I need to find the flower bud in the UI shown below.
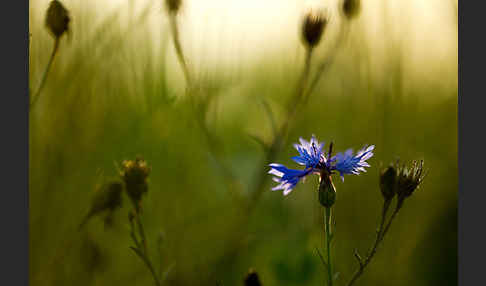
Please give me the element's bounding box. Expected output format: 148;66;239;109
318;174;336;208
165;0;182;14
379;164;397;201
120;157;151;210
301;10;327;48
45;0;70;39
342;0;361;21
244;268;262;286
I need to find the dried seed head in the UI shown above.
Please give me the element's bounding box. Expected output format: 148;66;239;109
396;160;426;206
342;0;361;21
165;0;182;14
244;269;262;286
79;181;123;229
120;157;151;209
379;164;397;201
45;0;70;39
318;174;336;208
89;181;123;214
302;10;328;48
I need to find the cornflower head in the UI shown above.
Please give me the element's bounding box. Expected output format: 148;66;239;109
268;135;374;196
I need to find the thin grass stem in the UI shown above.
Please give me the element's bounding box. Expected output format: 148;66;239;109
246;47;314;212
346;199;399;286
30;37;60;109
169;13;192;88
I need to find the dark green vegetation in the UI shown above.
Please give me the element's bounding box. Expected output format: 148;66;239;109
29;1;457;285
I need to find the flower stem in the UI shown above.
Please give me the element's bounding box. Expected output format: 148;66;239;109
303;19;349;104
30;37;60;109
346;200;400;286
247;47;314;211
129;211;162;286
169;13;192;88
324;206;333;286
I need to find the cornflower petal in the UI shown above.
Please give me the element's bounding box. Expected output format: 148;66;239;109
268;163;312;195
333;145;375;181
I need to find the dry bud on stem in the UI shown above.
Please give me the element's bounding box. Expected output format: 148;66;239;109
379;164;397;201
244;269;262;286
45;0;70;39
120;157;151;211
165;0;182;14
342;0;361;21
302;10;328;48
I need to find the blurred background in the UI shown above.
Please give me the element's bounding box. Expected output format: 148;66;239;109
29;0;457;285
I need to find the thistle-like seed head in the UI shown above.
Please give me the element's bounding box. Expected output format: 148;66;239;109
342;0;361;21
302;10;328;48
165;0;182;14
396;160;426;202
45;0;70;39
379;163;397;201
120;157;151;209
244;268;262;286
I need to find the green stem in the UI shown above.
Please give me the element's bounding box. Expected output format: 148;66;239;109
129;211;162;286
169;13;192;88
303;19;349;104
247;47;313;212
346;200;399;286
30;37;60;109
324;206;333;286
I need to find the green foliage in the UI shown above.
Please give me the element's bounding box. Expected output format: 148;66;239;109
29;1;457;286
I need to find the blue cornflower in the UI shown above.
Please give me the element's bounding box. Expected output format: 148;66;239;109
268;135;375;196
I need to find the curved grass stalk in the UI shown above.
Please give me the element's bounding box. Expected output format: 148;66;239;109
30;38;60;109
246;47;314;212
303;19;350;104
169;13;192;88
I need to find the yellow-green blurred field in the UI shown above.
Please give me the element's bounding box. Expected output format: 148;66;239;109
29;0;457;285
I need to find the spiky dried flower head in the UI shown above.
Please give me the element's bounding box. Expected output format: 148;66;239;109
244;268;262;286
379;163;397;201
396;160;426;207
120;157;151;209
301;9;328;48
165;0;182;14
342;0;361;21
45;0;70;39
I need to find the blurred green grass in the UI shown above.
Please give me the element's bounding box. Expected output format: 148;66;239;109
29;1;457;285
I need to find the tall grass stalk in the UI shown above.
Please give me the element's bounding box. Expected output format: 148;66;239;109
30;38;60;109
303;19;350;104
169;14;192;88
